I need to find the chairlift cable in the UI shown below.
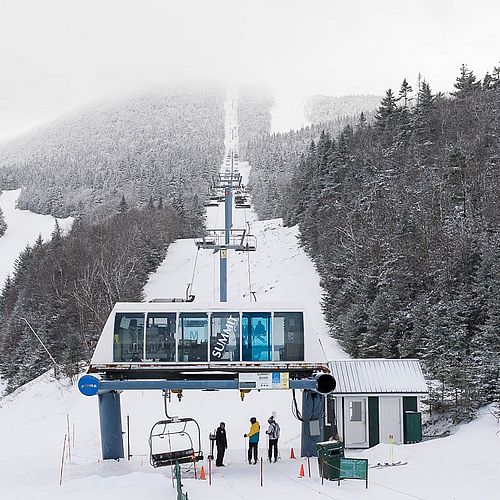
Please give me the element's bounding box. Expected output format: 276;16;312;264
246;241;253;302
163;392;175;484
213;184;221;301
187;247;200;297
243;208;254;302
20;317;61;371
167;423;175;487
291;389;324;423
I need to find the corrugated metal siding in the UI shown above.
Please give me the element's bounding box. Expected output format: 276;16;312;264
329;359;428;394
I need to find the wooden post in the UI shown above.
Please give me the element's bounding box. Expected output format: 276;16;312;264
59;434;67;486
192;454;197;480
208;457;212;486
260;457;263;487
66;414;71;462
127;415;131;460
321;459;324;485
307;452;311;478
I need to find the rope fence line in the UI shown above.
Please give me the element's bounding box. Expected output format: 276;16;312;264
369;480;427;500
320;459;426;500
219;474;251;500
259;454;426;500
268;464;340;500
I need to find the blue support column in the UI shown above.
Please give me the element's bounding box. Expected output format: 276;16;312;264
225;187;232;244
98;391;124;460
219;249;227;302
220;180;232;303
300;390;325;457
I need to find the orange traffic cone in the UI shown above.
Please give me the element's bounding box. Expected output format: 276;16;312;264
200;465;206;480
290;448;296;459
298;463;305;478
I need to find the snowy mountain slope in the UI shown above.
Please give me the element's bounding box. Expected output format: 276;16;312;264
0;189;73;288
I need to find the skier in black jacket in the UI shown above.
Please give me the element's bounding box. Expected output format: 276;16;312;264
215;422;228;466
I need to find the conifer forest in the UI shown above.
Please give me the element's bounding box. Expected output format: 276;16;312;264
1;65;499;422
246;64;500;420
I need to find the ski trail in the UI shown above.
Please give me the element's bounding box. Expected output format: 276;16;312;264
144;90;346;360
0;189;73;288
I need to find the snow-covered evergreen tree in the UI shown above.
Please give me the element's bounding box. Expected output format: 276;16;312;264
0;206;6;237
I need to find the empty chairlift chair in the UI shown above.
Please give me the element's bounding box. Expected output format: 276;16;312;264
235;192;251;209
149;417;203;467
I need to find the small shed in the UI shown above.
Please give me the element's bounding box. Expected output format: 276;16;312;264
326;359;428;448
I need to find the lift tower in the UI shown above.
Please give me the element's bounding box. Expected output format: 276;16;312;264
195;150;255;302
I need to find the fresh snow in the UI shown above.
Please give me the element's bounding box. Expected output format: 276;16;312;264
0;189;73;289
0;371;499;500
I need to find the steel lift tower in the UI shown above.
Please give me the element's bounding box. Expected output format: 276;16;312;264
195;150;255;302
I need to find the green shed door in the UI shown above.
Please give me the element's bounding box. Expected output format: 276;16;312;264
403;396;418;443
368;397;379;447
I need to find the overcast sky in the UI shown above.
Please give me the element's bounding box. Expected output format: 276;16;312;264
1;0;499;138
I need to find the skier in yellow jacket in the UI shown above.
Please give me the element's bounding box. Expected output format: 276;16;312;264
244;417;260;464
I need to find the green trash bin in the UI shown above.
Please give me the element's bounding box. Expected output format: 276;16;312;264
316;441;344;480
404;411;422;443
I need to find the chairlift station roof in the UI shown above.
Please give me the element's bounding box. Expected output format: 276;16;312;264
329;359;428;395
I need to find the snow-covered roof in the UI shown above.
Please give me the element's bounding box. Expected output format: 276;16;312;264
329;359;428;394
113;301;308;312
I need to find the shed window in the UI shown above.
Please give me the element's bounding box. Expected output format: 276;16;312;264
349;401;362;422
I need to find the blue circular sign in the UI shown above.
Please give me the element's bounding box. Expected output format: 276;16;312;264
78;375;100;396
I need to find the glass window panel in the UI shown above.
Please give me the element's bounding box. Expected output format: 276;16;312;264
242;313;272;361
178;313;208;362
350;401;362;422
273;312;304;361
113;313;145;362
146;313;176;362
210;313;240;361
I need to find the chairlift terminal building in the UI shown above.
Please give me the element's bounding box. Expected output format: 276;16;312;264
89;301;330;381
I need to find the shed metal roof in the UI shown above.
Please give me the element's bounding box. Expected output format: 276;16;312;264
329;359;428;394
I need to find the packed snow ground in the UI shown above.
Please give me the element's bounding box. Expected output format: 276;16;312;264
0;371;499;500
0;189;73;288
1;96;500;500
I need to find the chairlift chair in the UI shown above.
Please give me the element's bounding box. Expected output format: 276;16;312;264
235;201;251;209
149;418;204;468
235;193;251;209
